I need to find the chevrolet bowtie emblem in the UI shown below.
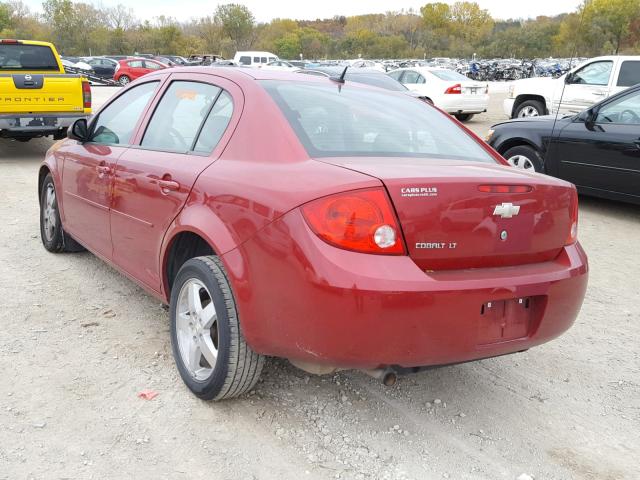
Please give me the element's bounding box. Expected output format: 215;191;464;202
493;202;520;218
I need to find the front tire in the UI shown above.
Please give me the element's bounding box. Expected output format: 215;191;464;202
514;100;545;118
503;145;543;172
118;75;130;86
170;256;264;400
454;113;474;122
40;174;86;253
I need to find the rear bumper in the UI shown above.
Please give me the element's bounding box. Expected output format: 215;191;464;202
439;94;489;114
0;113;87;137
224;209;589;369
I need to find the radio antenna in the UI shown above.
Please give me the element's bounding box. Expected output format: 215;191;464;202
544;2;590;169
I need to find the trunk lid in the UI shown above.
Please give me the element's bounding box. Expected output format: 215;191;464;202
319;158;574;270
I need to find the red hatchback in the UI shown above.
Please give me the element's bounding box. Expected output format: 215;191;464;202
39;68;588;400
113;58;166;85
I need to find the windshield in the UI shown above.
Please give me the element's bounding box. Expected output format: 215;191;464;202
0;44;60;71
347;73;408;92
263;80;495;162
429;69;469;81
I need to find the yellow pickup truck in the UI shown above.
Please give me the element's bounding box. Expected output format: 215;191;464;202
0;39;91;142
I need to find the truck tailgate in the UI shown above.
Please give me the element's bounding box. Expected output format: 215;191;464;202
0;74;86;114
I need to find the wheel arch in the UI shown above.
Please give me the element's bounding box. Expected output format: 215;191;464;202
160;205;239;301
495;137;543;157
512;95;548;117
38;165;51;199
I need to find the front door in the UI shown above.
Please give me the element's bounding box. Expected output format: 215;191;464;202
61;81;161;257
552;88;640;200
554;60;613;115
110;75;237;291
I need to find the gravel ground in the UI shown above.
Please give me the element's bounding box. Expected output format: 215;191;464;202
0;86;638;480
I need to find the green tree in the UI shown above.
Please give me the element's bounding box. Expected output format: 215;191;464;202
214;3;254;51
583;0;640;54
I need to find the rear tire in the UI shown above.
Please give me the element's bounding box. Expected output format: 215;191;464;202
514;100;545;118
454;113;474;122
39;174;86;253
170;256;264;400
503;145;543;172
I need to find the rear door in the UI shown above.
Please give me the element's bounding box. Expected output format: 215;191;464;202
61;80;161;257
110;74;240;291
553;88;640;200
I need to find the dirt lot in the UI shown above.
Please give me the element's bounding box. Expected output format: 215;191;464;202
1;86;638;480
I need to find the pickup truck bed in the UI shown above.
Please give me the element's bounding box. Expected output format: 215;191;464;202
0;39;91;141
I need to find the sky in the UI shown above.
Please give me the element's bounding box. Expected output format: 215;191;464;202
23;0;584;23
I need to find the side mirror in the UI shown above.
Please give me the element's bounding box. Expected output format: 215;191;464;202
564;73;574;84
584;107;598;131
68;118;89;142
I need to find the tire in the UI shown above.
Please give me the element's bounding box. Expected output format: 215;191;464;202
454;113;474;122
503;145;543;172
170;256;264;400
118;75;130;86
514;99;545;118
39;174;86;253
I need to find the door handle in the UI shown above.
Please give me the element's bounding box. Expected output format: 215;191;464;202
158;179;180;193
96;165;111;175
634;138;640;149
593;91;607;96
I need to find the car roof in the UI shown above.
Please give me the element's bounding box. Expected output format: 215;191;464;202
141;66;408;90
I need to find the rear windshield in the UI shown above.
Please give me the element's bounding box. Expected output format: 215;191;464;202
347;73;408;92
0;44;59;71
263;80;495;162
429;69;469;81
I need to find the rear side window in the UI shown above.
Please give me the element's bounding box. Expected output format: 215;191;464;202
253;57;259;63
401;71;425;84
263;81;495;162
0;44;59;71
128;60;143;68
239;56;250;65
617;61;640;87
261;57;267;63
193;91;233;153
91;81;159;145
142;81;221;151
145;61;163;70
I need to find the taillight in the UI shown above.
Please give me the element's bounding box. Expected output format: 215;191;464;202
0;39;20;44
566;189;578;245
82;81;91;109
301;188;405;255
444;84;462;94
484;84;489;94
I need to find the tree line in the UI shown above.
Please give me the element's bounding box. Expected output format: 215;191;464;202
1;0;639;59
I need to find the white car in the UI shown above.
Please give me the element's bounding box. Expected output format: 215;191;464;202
261;60;299;71
389;67;488;122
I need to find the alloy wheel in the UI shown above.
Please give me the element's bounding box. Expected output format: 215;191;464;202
517;106;539;117
176;278;219;381
507;155;535;170
43;184;57;242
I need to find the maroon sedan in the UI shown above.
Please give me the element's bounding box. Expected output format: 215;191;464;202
38;68;588;400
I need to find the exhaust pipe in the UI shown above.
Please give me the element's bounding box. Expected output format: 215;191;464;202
361;367;397;386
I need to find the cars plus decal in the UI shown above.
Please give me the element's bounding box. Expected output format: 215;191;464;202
400;186;438;198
